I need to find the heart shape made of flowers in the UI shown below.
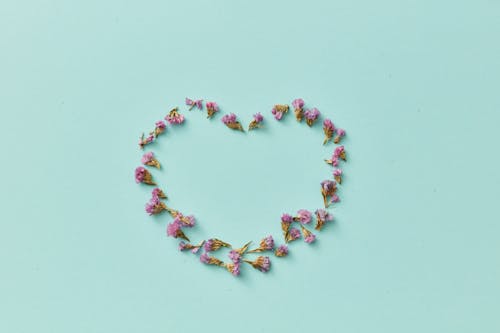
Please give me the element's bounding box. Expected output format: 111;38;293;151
134;98;347;277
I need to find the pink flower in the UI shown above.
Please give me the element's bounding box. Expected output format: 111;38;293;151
151;188;166;199
200;253;210;264
221;113;237;124
228;250;241;263
221;113;244;131
281;213;293;224
323;119;334;132
304;108;320;126
135;166;146;183
333;169;342;177
253;112;264;123
155;120;166;129
334;145;345;158
295;209;312;224
165;108;185;125
292;98;304;110
244;256;271;273
186;97;203;110
173;213;195;228
271;104;289;121
226;262;241;276
141;152;154;164
272;109;283;120
275;245;289;257
206;101;219;118
289;228;301;240
305;234;316;243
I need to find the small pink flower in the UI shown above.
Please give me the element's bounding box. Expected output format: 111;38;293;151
135;166;155;185
295;209;312;224
323;118;335;144
243;256;271;273
304;108;320;126
221;113;244;131
165;108;185;125
248;112;264;130
334;128;346;143
275;245;289;257
186;97;203;110
305;234;316;243
289;228;301;240
271;104;289;121
281;213;293;224
206;101;219;118
292;98;304;110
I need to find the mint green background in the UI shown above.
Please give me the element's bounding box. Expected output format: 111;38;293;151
1;1;499;332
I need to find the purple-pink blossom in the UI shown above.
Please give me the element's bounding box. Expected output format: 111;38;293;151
296;209;312;224
275;244;289;257
292;98;304;110
186;97;203;110
323;119;334;131
135;167;146;183
221;113;237;125
304;108;320;120
305;233;316;243
289;228;301;240
253;112;264;123
281;213;293;224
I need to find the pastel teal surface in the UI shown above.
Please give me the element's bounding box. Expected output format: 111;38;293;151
1;0;499;332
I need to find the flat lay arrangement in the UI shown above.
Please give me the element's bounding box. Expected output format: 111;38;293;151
135;98;347;276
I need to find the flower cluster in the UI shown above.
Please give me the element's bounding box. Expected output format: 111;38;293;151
304;108;320;126
135;97;348;277
135;166;155;185
292;98;305;122
206;101;219;118
271;104;289;120
145;188;167;215
281;210;317;243
165;107;185;125
186;98;203;111
221;113;244;131
138;121;167;149
248;112;264;130
141;151;160;169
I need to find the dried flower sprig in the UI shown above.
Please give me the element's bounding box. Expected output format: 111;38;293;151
248;235;274;253
301;225;316;243
292;98;305;122
248;112;264;130
135;166;156;185
186;97;203;111
139;133;154;149
321;180;338;208
141;151;160;169
225;262;241;276
271;104;289;120
304;108;320;126
325;145;347;167
293;209;312;224
200;253;225;267
315;209;333;231
334;128;346;144
204;238;231;252
221;113;244;131
152;188;167;199
145;196;167;215
179;240;205;253
333;169;343;184
165;107;185;125
206;101;219;118
281;213;293;242
167;220;189;241
153;120;166;138
274;244;289;257
288;227;301;242
229;241;251;263
243;256;271;273
323;119;335;144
